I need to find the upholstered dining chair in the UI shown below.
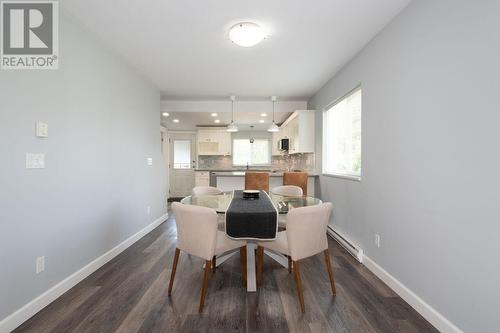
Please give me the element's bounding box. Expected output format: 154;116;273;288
283;172;308;196
169;202;247;312
191;186;225;230
256;203;335;313
191;186;223;196
271;185;303;197
271;185;304;229
245;172;270;193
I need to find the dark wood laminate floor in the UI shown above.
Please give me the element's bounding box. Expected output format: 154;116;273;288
14;210;438;333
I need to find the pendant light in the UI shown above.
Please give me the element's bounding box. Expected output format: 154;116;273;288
226;95;238;132
267;96;279;132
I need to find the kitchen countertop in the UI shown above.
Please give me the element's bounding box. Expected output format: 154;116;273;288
211;171;319;177
195;169;281;172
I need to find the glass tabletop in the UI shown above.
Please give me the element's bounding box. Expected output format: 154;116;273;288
180;191;322;214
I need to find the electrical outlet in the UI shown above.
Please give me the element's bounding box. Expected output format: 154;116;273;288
147;206;151;216
26;153;45;169
374;234;381;248
36;256;45;274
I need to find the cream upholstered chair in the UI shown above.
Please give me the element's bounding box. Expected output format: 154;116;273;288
191;186;225;230
256;203;335;312
271;185;304;229
192;186;223;196
169;202;247;312
271;185;303;197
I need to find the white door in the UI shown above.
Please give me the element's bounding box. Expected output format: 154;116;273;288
169;133;196;197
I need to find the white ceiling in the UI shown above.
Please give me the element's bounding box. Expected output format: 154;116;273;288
160;99;306;130
62;0;410;99
161;111;292;131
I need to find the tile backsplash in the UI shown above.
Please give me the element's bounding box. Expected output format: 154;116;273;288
197;153;315;172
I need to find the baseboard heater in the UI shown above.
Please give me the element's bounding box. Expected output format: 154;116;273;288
327;226;364;263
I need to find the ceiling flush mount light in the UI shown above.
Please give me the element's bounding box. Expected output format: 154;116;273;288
173;119;180;123
162;112;169;117
229;22;266;47
211;113;218;117
268;96;279;132
227;95;238;132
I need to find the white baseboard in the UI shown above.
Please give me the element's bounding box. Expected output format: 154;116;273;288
0;213;168;333
363;255;463;333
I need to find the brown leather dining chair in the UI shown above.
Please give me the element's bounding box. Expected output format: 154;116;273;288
283;172;308;196
245;172;269;193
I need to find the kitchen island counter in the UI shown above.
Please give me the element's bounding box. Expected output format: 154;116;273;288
210;171;318;194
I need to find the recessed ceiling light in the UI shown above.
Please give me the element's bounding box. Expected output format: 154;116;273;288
259;119;265;123
229;22;267;47
260;113;267;117
162;112;169;117
211;113;218;117
214;119;221;123
173;119;180;123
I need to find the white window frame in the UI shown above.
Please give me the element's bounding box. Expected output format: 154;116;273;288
322;85;362;181
232;138;272;166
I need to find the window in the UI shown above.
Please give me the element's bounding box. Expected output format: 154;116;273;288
323;87;362;178
173;140;191;169
233;139;271;166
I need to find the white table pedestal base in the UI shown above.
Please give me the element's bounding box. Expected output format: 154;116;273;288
246;242;257;292
214;242;289;292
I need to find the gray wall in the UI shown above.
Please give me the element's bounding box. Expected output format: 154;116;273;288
309;1;500;332
0;10;167;320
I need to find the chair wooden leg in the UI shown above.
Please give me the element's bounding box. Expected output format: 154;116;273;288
288;256;292;273
293;260;305;313
212;256;216;274
168;248;180;295
256;246;264;286
240;246;247;286
323;249;336;295
199;260;211;313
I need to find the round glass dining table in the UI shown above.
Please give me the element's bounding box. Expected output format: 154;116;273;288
180;191;322;292
180;191;322;214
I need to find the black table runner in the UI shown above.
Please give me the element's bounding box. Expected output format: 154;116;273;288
225;190;278;240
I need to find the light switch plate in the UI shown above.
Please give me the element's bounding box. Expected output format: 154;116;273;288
26;153;45;169
36;121;48;137
147;157;153;166
36;256;45;274
374;234;381;248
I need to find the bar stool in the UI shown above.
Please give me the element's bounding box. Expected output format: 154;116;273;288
283;172;308;196
245;172;269;193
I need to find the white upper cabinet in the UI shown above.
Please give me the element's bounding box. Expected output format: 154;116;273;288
197;128;231;155
271;131;282;156
279;110;315;154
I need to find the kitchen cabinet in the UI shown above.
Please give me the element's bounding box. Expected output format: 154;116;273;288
197;128;231;155
195;171;210;187
280;110;315;154
287;116;299;152
271;131;282;156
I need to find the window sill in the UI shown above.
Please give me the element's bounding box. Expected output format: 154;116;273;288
322;173;361;182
